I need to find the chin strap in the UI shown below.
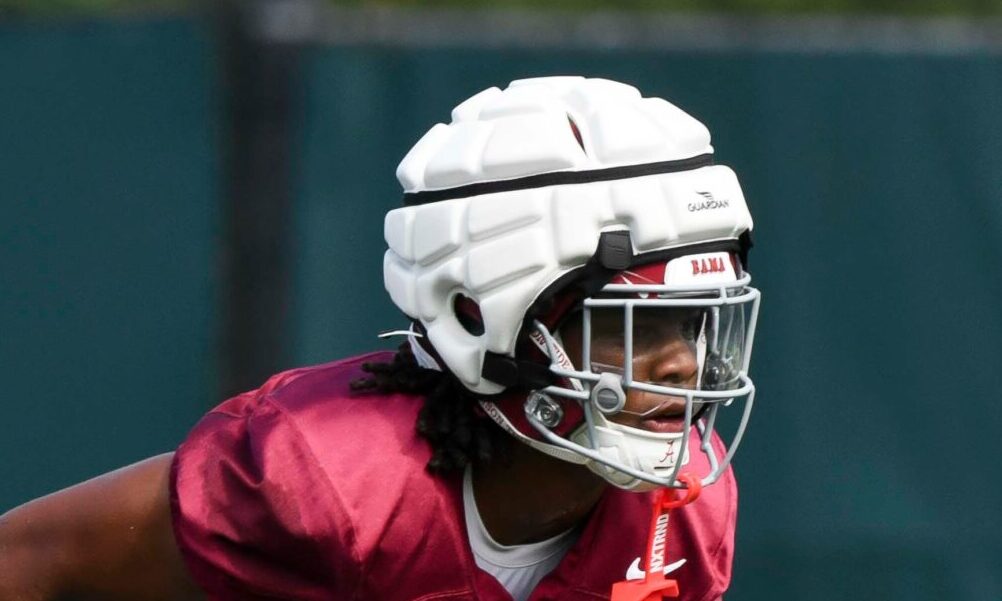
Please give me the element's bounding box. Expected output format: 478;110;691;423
610;473;702;601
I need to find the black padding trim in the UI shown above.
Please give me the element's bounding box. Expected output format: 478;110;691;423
481;353;519;387
738;230;753;270
482;353;554;389
596;231;633;270
402;153;714;206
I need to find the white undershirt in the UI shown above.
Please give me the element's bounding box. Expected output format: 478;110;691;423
463;466;578;601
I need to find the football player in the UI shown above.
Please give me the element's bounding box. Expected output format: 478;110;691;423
0;76;759;601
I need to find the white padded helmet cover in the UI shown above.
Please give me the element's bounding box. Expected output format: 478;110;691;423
384;77;753;394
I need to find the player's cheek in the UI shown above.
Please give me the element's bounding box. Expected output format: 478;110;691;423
593;332;631;357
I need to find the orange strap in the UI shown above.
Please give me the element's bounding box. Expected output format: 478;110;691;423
609;473;702;601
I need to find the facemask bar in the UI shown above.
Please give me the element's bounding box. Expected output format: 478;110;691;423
525;274;761;489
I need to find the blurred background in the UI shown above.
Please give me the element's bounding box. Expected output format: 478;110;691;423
2;0;1001;599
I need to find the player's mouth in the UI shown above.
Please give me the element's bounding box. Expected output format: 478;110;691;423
641;415;686;434
638;400;692;434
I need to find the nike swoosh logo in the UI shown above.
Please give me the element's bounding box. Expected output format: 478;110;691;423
625;557;687;581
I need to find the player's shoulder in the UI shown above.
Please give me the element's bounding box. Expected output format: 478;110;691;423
200;349;432;475
248;350;397;406
209;350;412;419
171;350;436;598
178;347;443;523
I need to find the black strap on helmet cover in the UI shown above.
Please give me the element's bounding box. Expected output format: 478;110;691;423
402;153;714;206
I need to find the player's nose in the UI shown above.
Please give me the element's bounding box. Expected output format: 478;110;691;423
639;339;699;387
623;339;699;418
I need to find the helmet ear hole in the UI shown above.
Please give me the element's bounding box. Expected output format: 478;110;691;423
454;293;485;336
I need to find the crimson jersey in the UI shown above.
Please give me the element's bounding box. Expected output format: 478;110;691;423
170;352;737;601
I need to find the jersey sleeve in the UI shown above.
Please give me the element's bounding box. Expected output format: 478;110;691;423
169;382;361;601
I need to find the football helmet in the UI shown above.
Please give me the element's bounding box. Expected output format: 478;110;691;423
383;76;759;491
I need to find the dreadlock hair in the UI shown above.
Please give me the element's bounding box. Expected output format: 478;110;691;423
350;343;505;474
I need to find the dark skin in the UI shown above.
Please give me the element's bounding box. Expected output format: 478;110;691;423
472;434;609;546
0;312;699;596
0;454;202;601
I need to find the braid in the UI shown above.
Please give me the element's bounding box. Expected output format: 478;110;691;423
348;344;441;395
350;344;503;474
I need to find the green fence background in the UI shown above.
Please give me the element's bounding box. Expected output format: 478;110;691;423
0;17;218;500
2;15;1001;601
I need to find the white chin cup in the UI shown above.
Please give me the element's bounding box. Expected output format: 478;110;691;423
570;412;690;491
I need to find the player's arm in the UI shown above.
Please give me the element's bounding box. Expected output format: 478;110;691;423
0;453;204;601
